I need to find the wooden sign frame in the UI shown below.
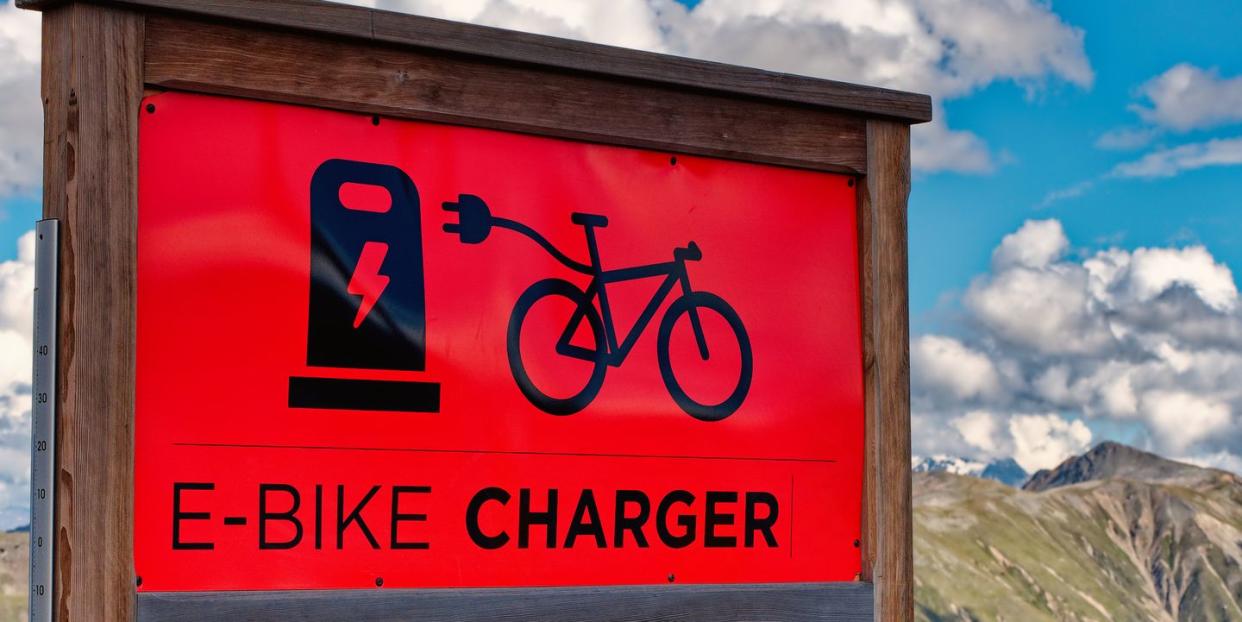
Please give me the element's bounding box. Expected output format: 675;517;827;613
21;0;928;619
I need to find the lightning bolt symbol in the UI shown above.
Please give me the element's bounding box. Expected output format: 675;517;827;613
346;241;391;329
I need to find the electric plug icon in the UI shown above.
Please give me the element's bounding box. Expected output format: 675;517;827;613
442;194;493;244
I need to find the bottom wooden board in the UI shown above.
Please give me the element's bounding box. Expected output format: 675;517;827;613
137;582;874;621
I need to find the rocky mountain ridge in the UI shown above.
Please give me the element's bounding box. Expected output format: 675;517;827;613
915;442;1242;621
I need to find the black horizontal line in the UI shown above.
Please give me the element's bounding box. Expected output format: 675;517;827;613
288;376;440;413
173;442;837;464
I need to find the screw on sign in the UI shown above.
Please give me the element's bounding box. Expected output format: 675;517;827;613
444;194;753;420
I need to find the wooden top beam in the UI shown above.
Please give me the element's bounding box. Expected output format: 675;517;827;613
18;0;933;124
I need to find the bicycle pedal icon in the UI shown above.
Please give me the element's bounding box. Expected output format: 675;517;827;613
444;194;753;421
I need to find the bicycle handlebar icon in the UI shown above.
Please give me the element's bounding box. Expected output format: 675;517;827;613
444;194;752;421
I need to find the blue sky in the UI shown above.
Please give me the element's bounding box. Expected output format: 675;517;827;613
0;0;1240;527
911;0;1242;329
0;195;36;260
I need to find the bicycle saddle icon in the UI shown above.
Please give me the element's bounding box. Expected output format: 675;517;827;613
443;194;752;421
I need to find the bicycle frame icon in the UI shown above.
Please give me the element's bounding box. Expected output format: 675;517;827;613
444;195;752;421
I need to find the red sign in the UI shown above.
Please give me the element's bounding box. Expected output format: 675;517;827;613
135;92;864;591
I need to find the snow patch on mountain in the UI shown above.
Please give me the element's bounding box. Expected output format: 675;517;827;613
913;455;1029;487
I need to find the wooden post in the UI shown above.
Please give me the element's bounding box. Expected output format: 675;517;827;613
40;3;143;619
865;119;913;622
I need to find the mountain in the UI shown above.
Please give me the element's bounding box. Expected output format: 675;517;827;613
915;442;1242;621
1024;441;1215;492
979;458;1029;488
913;455;1029;487
914;455;986;477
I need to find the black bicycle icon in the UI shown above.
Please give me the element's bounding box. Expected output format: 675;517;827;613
443;194;752;421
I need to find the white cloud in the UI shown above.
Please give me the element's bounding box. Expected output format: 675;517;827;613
992;219;1069;270
963;232;1238;361
0;2;38;63
1045;135;1242;200
1036;180;1094;209
1120;246;1237;312
349;0;1092;174
1131;63;1242;132
1009;413;1092;472
0;231;33;328
650;0;1093;100
912;411;980;460
0;230;33;385
374;0;667;50
1092;64;1242;180
0;329;28;393
951;410;1000;453
1108;136;1242;179
912;117;995;175
1180;450;1242;476
1083;363;1139;418
1140;391;1231;454
965;260;1113;356
0;2;41;197
912;335;1004;403
915;219;1242;464
0;230;33;529
932;408;1094;471
1094;127;1160;151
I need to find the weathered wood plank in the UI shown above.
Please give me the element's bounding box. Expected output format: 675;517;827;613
370;10;931;123
865;120;912;622
142;15;869;174
40;3;143;621
138;583;875;622
18;0;933;123
857;174;877;582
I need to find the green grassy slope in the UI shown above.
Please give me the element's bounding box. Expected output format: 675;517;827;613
914;469;1242;621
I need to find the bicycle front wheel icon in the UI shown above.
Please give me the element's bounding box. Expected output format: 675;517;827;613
445;195;754;421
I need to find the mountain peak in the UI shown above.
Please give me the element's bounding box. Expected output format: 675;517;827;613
979;458;1028;487
913;455;1029;487
1022;441;1217;492
913;455;985;477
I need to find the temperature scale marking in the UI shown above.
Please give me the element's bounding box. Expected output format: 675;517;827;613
29;219;57;622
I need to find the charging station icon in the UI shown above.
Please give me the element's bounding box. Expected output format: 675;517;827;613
288;158;440;413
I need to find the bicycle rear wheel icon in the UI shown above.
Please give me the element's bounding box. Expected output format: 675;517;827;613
445;195;753;421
